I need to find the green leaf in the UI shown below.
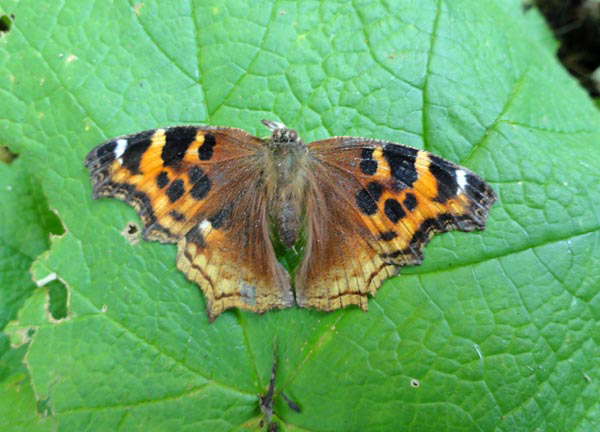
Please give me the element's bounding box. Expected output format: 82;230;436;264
2;0;600;431
0;335;54;432
0;155;61;429
0;158;62;329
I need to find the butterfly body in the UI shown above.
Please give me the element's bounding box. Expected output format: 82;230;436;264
85;120;496;321
262;120;310;248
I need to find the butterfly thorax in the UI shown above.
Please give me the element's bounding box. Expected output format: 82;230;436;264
263;123;310;248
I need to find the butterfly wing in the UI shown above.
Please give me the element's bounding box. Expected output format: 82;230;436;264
297;137;496;311
85;126;293;320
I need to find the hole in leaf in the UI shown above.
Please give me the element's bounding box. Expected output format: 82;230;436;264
48;279;68;320
410;378;420;388
48;210;65;236
122;221;140;245
0;146;17;164
0;14;14;33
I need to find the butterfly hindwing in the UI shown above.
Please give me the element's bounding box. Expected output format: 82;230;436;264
297;137;496;311
175;175;293;321
85;126;294;320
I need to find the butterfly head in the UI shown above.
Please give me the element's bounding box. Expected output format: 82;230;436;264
262;119;304;150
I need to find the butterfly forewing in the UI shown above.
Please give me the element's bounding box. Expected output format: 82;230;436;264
297;137;496;311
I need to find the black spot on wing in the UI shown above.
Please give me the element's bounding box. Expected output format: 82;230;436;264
188;166;211;200
359;148;378;175
188;166;204;184
384;198;405;223
367;182;383;200
208;203;232;230
169;210;186;221
190;169;211;200
356;190;377;215
156;171;169;189
162;127;197;167
403;193;417;212
356;182;383;215
198;133;216;161
361;148;373;158
166;179;185;203
382;144;418;190
378;231;398;241
121;130;154;174
429;155;458;203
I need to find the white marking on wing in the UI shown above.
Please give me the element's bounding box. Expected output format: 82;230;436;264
114;139;128;159
456;169;467;191
199;219;212;235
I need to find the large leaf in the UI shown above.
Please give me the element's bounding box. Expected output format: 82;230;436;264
1;0;600;430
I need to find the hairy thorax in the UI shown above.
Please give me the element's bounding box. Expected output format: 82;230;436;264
261;120;310;248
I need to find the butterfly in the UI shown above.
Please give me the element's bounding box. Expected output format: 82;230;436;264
85;119;496;321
